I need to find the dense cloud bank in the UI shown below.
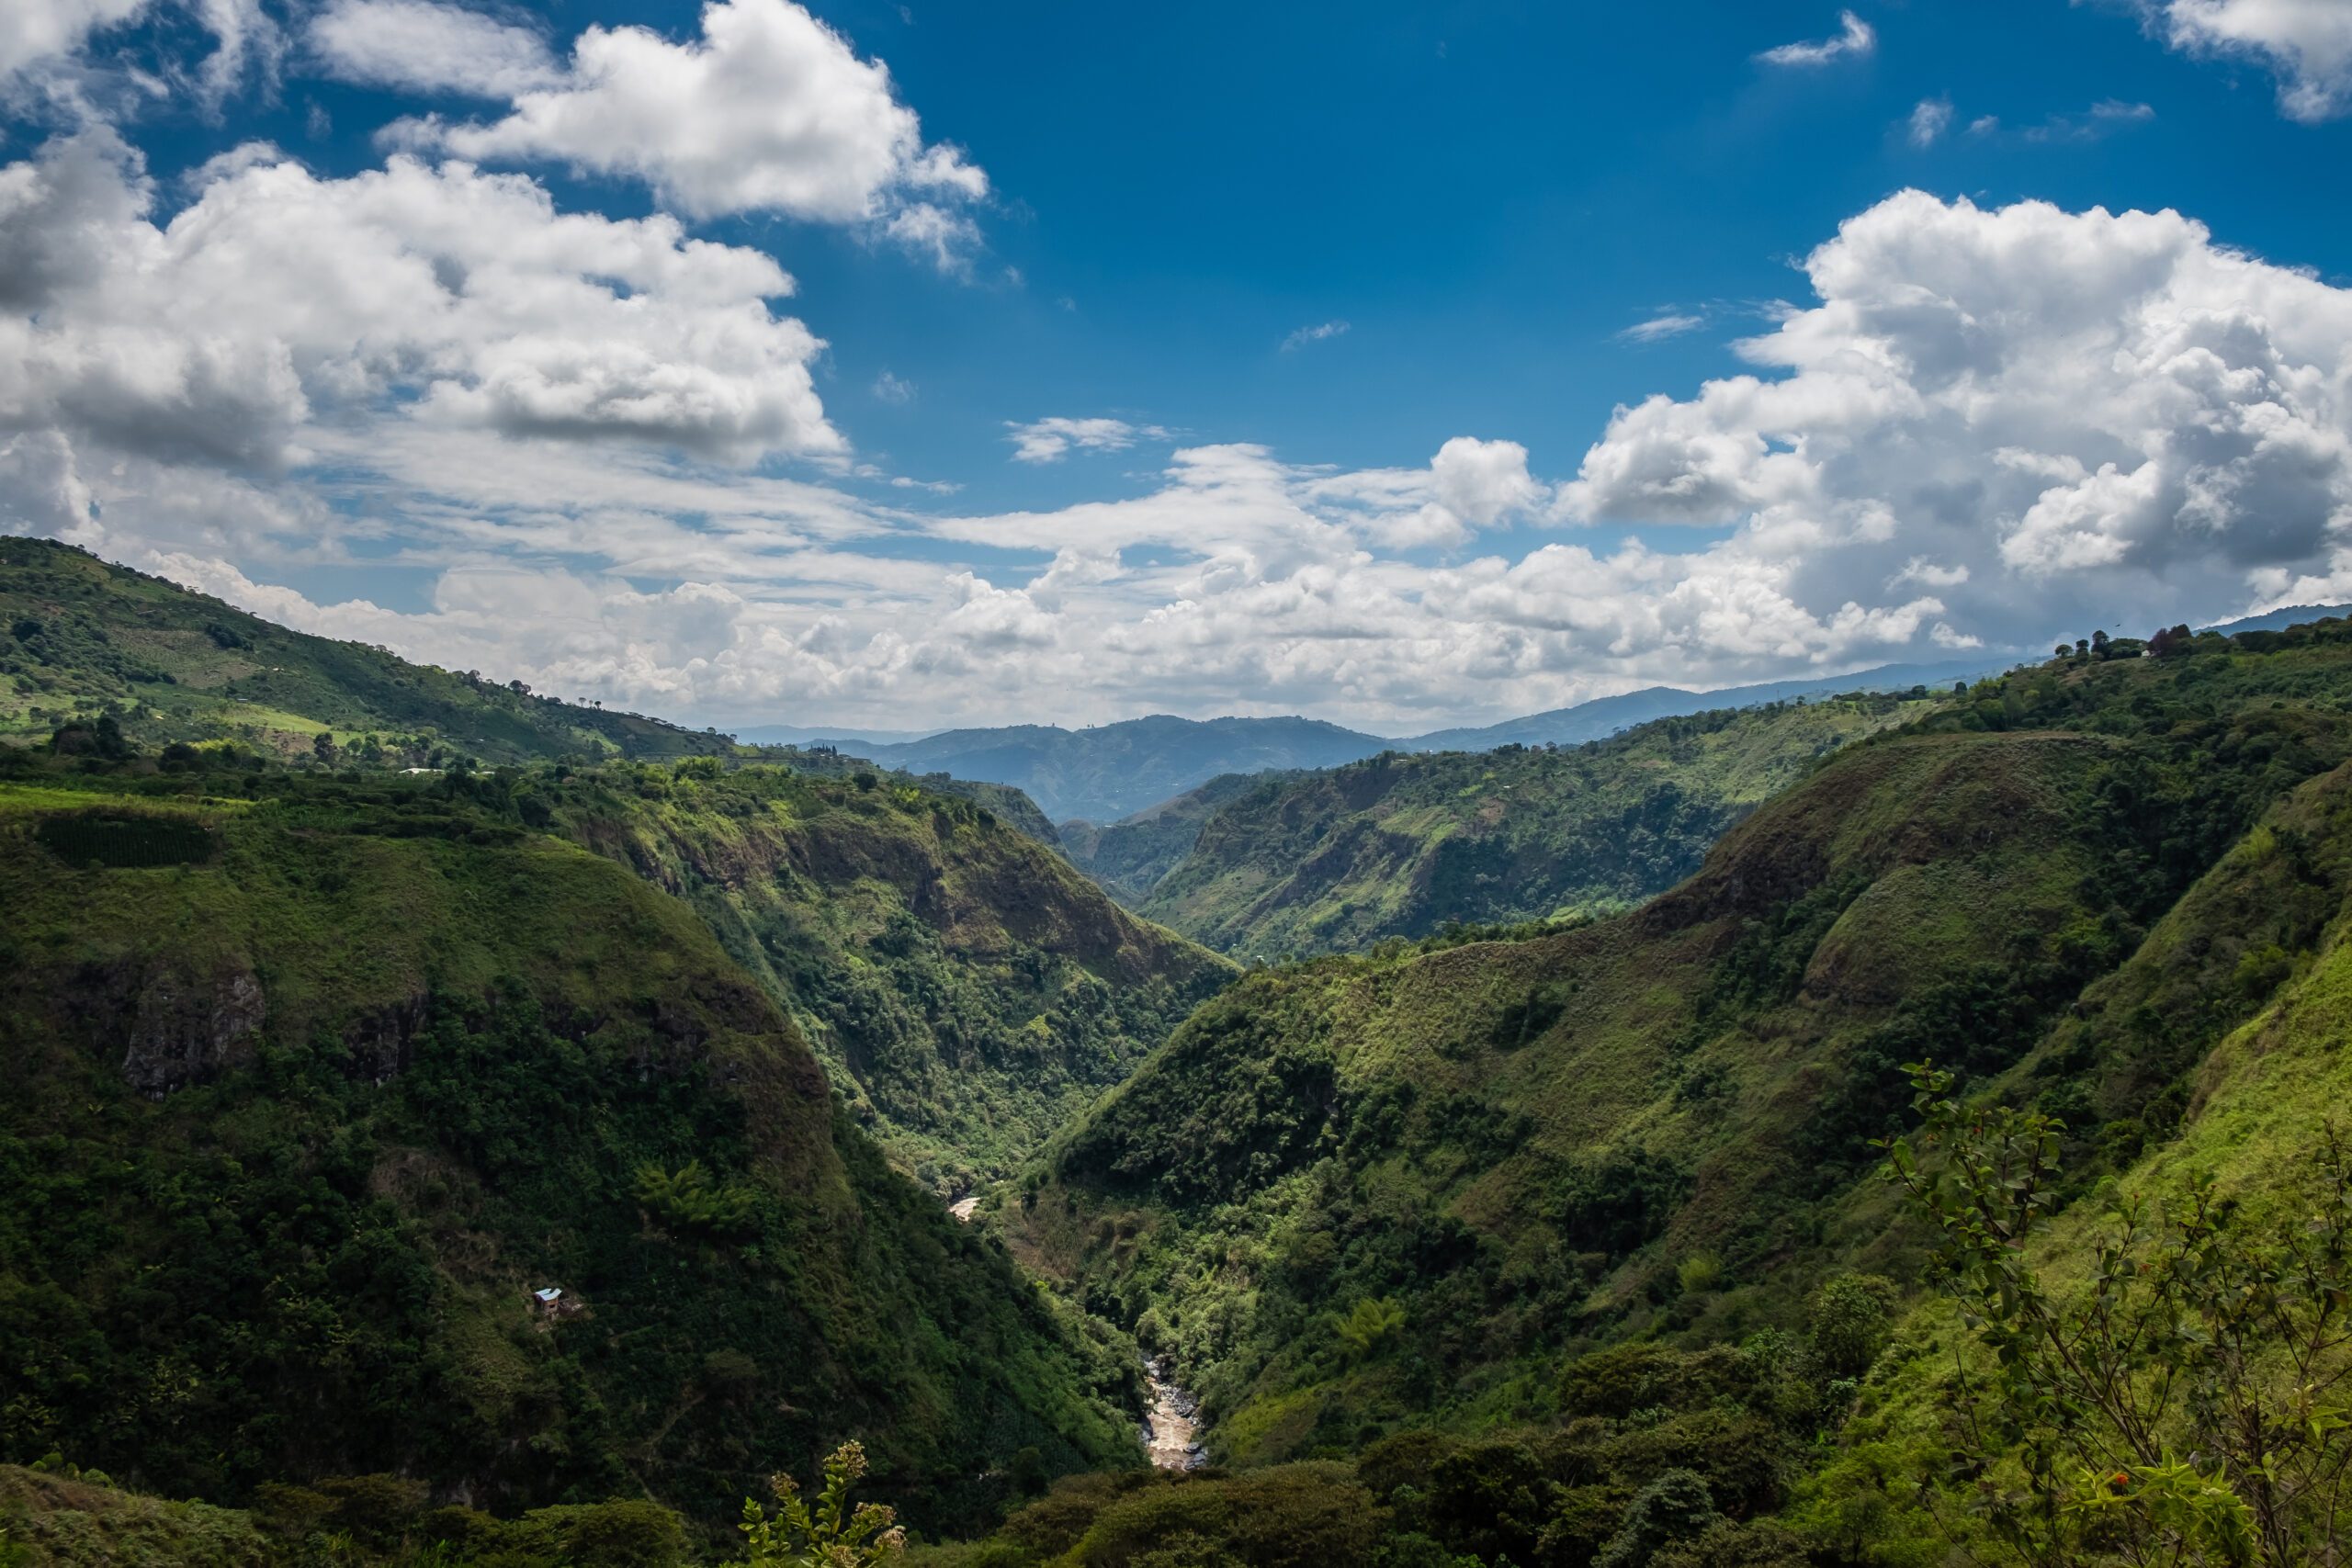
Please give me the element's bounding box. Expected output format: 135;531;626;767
1;0;2349;728
7;170;2352;727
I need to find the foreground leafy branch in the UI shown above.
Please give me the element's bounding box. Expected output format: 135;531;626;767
741;1441;906;1567
1879;1062;2352;1568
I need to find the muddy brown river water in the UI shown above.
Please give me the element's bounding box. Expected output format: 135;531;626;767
1140;1359;1205;1470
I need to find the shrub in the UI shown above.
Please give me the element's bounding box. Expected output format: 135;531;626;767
1356;1431;1453;1499
741;1442;904;1566
1537;1484;1631;1568
1334;1297;1408;1359
525;1500;687;1567
1596;1469;1718;1568
311;1473;428;1547
1558;1344;1758;1422
1675;1254;1721;1296
1066;1465;1378;1568
1001;1472;1166;1561
1883;1062;2352;1567
1427;1442;1555;1565
1804;1273;1894;1382
633;1160;760;1236
1648;1518;1808;1568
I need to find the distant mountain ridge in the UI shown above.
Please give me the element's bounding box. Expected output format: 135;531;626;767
2204;604;2352;637
1396;657;2011;752
811;715;1390;822
731;723;944;748
761;659;2017;823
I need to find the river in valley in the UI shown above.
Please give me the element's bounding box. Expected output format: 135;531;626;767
1140;1357;1205;1470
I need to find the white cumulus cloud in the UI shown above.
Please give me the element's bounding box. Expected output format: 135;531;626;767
1561;187;2352;637
390;0;988;267
14;181;2352;734
2143;0;2352;122
0;129;842;493
308;0;559;98
0;0;150;79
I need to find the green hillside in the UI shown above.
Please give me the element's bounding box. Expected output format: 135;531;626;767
0;538;739;766
912;622;2352;1564
1136;693;1938;956
1056;772;1299;907
549;762;1234;1195
0;758;1149;1545
0;538;1067;852
20;534;2352;1568
0;535;1221;1195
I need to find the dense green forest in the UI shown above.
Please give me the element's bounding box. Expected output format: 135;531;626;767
0;538;1060;847
0;538;1221;1190
920;620;2352;1564
0;544;1229;1561
546;761;1232;1193
0;751;1159;1551
1135;693;1939;957
13;553;2352;1568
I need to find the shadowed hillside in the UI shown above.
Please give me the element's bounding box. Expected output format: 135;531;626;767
0;761;1143;1541
1057;771;1301;907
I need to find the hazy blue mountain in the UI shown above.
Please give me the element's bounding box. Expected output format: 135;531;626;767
831;715;1390;821
2202;604;2352;637
1397;657;2014;752
729;660;2021;825
731;723;944;748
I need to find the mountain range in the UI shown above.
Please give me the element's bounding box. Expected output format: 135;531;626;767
1129;690;1938;957
765;660;2013;823
734;615;2352;830
14;540;2352;1566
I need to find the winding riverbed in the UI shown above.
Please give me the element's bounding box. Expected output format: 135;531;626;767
1139;1358;1205;1470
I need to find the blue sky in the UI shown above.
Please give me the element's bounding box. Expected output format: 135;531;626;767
4;0;2351;728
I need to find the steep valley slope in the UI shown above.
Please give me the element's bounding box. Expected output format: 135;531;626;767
1135;691;1940;958
1;536;1226;1193
1056;771;1300;908
0;545;1251;1546
551;763;1234;1194
0;761;1145;1541
988;623;2352;1478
